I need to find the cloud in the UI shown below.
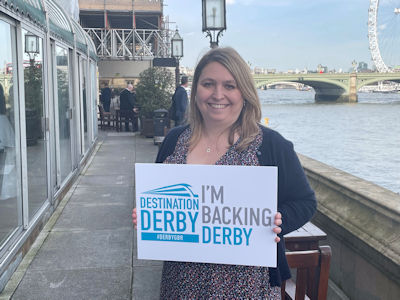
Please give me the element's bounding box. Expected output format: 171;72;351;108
226;0;236;4
378;23;387;30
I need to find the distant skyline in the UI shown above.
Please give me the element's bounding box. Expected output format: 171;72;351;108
164;0;373;72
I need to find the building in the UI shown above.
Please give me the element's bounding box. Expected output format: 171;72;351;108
0;0;98;292
357;61;369;72
317;64;328;73
79;0;175;88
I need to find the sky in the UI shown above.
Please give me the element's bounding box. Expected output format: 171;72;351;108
163;0;373;72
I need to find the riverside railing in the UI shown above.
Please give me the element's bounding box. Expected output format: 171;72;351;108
299;154;400;300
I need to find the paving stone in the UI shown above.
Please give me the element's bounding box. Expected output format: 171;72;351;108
53;203;133;231
12;268;131;300
132;265;163;300
78;174;134;187
28;230;132;271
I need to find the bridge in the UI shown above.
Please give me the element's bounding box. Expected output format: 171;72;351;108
253;72;400;102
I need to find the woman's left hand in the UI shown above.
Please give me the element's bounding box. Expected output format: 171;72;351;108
273;212;282;243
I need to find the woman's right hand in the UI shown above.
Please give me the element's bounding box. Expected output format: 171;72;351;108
132;208;137;229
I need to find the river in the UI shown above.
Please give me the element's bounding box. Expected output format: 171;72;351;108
259;89;400;194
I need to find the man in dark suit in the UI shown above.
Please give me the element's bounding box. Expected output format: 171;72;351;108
170;76;189;126
100;83;112;112
119;83;137;131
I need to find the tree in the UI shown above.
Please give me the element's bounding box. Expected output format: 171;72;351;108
135;67;174;118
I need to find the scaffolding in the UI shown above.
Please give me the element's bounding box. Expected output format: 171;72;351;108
84;27;171;59
80;0;172;60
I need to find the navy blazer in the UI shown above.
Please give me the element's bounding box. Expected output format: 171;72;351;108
170;86;188;123
156;125;317;286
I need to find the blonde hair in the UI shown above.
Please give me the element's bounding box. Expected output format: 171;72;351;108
189;47;261;152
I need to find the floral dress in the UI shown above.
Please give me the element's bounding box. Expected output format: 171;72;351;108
160;127;281;299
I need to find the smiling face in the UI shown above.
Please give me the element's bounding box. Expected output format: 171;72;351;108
195;61;244;129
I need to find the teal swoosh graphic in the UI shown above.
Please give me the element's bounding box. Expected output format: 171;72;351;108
143;183;198;198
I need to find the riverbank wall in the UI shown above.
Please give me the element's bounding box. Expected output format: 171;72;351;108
299;154;400;300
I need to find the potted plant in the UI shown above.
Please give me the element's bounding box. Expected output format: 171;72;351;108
135;67;174;137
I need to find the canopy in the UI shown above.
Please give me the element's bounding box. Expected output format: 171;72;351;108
4;0;46;28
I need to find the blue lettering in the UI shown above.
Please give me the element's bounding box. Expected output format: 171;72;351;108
213;226;221;244
188;211;198;232
193;199;199;210
234;227;243;245
202;226;211;243
176;211;186;232
164;210;175;232
243;228;252;246
223;227;232;245
141;210;151;230
140;197;146;208
153;210;162;231
152;198;158;208
146;197;151;208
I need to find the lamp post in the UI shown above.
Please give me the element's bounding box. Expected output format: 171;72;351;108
171;28;183;87
25;34;39;66
202;0;226;48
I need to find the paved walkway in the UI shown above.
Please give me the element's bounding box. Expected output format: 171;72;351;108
0;131;162;300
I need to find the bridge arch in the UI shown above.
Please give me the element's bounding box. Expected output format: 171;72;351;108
254;72;400;102
254;77;349;102
356;77;400;91
264;81;305;89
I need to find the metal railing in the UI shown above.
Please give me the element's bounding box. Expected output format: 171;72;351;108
83;28;171;59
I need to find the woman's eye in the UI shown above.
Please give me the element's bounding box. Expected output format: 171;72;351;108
225;84;236;90
202;82;213;87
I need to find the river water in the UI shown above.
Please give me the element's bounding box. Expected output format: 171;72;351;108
259;89;400;194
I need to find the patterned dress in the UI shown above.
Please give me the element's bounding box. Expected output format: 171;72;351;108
160;127;281;299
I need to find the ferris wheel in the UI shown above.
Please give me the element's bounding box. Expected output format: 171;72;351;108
368;0;400;72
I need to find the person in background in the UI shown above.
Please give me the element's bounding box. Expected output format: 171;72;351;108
119;83;137;132
0;83;16;201
132;47;317;299
110;88;120;116
170;75;189;126
100;82;112;112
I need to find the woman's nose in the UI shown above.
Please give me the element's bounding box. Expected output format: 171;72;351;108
212;84;224;100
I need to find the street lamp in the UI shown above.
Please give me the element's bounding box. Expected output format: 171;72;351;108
171;28;183;87
202;0;226;48
25;34;39;65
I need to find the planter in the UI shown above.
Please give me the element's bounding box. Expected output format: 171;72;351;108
25;108;40;146
141;117;154;138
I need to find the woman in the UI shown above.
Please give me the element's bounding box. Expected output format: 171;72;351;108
133;47;317;299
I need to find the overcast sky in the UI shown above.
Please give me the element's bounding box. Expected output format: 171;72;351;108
164;0;373;72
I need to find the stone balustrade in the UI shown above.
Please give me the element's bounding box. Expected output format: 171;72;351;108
299;154;400;300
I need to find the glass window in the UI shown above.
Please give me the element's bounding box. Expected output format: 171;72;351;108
22;30;48;219
0;19;20;246
81;58;88;153
90;62;97;140
55;46;72;182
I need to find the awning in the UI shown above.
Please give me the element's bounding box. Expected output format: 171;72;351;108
86;33;98;62
0;0;97;60
46;0;74;44
71;19;87;53
2;0;46;28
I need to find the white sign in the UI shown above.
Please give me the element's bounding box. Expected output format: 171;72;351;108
135;163;278;267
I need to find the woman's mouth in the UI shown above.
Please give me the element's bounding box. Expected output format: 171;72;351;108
208;103;229;109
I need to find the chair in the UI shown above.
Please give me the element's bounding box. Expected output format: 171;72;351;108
116;109;138;132
98;105;116;130
281;245;331;300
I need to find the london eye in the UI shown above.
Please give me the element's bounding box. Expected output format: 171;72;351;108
368;0;400;72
